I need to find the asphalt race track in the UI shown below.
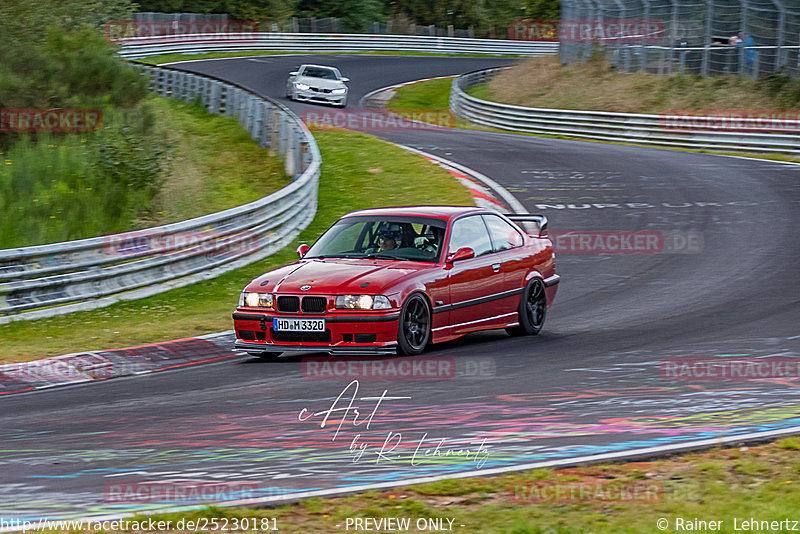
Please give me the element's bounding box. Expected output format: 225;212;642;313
1;55;799;521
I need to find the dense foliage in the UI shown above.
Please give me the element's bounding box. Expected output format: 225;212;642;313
0;0;169;247
133;0;557;37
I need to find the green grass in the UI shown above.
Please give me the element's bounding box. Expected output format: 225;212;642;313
0;106;166;248
0;127;474;362
137;50;522;66
388;76;454;112
143;97;289;227
98;438;800;533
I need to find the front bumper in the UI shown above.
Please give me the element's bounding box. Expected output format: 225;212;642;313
234;340;397;356
233;311;399;356
294;88;346;105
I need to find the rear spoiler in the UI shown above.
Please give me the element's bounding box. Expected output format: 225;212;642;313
504;214;548;238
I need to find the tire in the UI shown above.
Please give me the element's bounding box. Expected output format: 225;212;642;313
397;294;431;355
286;85;294;100
506;278;547;337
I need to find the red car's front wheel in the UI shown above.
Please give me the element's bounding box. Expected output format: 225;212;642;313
397;294;431;355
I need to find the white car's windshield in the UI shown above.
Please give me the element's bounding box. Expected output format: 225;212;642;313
305;217;447;263
302;67;339;80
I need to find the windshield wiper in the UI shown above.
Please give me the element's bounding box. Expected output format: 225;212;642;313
306;253;355;260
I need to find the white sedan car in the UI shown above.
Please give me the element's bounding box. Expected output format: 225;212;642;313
286;64;349;107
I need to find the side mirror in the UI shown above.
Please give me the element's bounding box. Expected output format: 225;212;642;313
341;77;350;82
446;247;475;264
289;71;299;76
297;244;310;258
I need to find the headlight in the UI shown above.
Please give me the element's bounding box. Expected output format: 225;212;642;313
335;295;391;310
331;88;347;95
294;82;310;90
240;292;273;308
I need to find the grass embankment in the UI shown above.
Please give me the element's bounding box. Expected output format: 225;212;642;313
0;98;288;248
107;438;800;533
143;98;289;227
0;127;474;362
482;56;800;113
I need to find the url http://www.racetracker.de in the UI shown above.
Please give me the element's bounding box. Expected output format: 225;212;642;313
0;517;280;532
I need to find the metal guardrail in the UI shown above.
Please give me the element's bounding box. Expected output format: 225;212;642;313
0;63;321;322
117;33;559;58
450;68;800;155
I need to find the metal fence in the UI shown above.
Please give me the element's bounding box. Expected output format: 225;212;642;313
451;68;800;153
0;64;321;323
559;0;800;77
117;33;559;58
291;17;476;38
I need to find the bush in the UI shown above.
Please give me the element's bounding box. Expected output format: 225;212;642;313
0;1;169;248
0;105;169;248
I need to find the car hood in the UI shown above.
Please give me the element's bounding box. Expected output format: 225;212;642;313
247;259;424;295
296;76;346;90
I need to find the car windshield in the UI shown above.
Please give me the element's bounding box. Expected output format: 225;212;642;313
304;216;448;263
302;67;339;80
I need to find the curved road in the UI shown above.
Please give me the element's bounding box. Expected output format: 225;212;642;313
1;55;799;521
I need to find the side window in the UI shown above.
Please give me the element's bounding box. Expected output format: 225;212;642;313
483;215;524;252
448;216;493;257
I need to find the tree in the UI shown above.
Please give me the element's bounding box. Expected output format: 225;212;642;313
524;0;560;20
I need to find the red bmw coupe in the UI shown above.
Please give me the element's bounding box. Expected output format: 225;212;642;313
233;206;559;358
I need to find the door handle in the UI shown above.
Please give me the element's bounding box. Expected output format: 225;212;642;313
492;263;501;272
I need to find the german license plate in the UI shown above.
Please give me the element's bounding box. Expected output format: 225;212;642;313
273;317;325;332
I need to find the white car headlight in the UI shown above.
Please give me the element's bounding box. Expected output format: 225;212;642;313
240;292;273;308
294;82;310;90
335;295;391;310
331;88;347;95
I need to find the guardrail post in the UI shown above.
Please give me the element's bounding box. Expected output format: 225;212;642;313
300;138;311;173
185;74;196;103
259;102;271;148
279;113;288;155
249;97;261;141
238;92;249;127
284;126;296;177
269;107;282;156
200;78;210;107
225;87;236;117
209;81;221;113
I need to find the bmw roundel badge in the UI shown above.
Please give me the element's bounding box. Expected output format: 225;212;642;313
300;285;311;291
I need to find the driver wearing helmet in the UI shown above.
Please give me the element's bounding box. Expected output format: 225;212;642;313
378;230;398;251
